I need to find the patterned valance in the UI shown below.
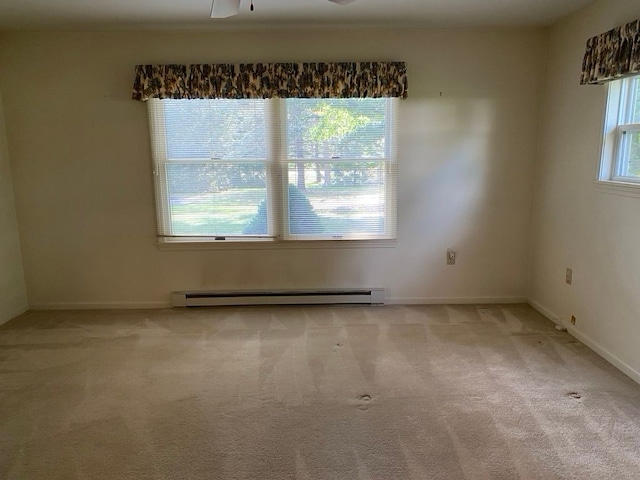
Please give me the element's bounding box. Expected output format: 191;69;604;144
580;19;640;85
132;62;408;101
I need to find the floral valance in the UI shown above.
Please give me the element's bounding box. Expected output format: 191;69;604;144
132;62;408;101
580;19;640;85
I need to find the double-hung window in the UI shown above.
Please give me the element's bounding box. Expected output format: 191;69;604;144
148;97;397;243
149;99;271;239
599;74;640;183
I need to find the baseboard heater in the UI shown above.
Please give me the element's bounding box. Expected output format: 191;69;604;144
172;288;385;307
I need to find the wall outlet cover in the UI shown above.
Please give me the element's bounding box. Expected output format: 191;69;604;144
447;249;456;265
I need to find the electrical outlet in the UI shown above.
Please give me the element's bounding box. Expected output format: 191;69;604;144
565;268;572;285
446;249;456;265
570;315;576;325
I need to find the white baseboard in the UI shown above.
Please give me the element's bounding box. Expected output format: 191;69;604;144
527;298;640;386
0;305;29;326
29;301;171;310
387;296;527;305
527;298;566;328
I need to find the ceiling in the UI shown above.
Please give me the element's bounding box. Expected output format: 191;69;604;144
0;0;597;31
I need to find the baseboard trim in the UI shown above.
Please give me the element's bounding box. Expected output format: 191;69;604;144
527;298;640;386
0;305;29;325
527;298;566;328
29;301;172;310
387;296;527;305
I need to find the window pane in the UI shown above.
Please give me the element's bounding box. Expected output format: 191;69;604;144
619;131;640;177
286;161;389;237
163;99;267;160
285;98;387;159
166;162;267;236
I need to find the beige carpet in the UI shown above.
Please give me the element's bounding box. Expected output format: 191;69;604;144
1;304;640;479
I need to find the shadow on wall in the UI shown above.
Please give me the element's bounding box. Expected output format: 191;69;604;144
392;97;507;295
196;97;530;298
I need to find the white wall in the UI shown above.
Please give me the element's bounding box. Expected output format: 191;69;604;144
0;91;27;323
529;0;640;380
0;28;544;308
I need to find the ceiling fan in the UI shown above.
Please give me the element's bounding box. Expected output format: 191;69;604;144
211;0;358;18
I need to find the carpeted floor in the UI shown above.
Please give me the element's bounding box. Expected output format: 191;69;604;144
1;304;640;479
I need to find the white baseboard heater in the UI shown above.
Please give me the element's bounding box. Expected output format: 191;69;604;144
172;289;385;307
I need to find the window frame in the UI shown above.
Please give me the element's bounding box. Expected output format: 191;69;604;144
148;97;398;247
280;98;397;241
598;75;640;186
148;99;276;242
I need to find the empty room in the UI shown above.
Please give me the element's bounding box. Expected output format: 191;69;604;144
1;0;640;478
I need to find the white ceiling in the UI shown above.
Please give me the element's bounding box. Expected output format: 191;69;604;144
0;0;597;31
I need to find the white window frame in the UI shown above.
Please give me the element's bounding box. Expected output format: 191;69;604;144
598;75;640;186
281;98;397;241
147;97;398;247
148;99;276;242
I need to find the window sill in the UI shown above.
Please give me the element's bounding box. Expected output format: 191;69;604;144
156;238;398;251
594;179;640;199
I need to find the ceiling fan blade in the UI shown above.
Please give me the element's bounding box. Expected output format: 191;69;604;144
328;0;358;4
211;0;240;18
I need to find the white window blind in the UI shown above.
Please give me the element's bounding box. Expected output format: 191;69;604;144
147;97;397;242
282;98;396;240
148;99;272;238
